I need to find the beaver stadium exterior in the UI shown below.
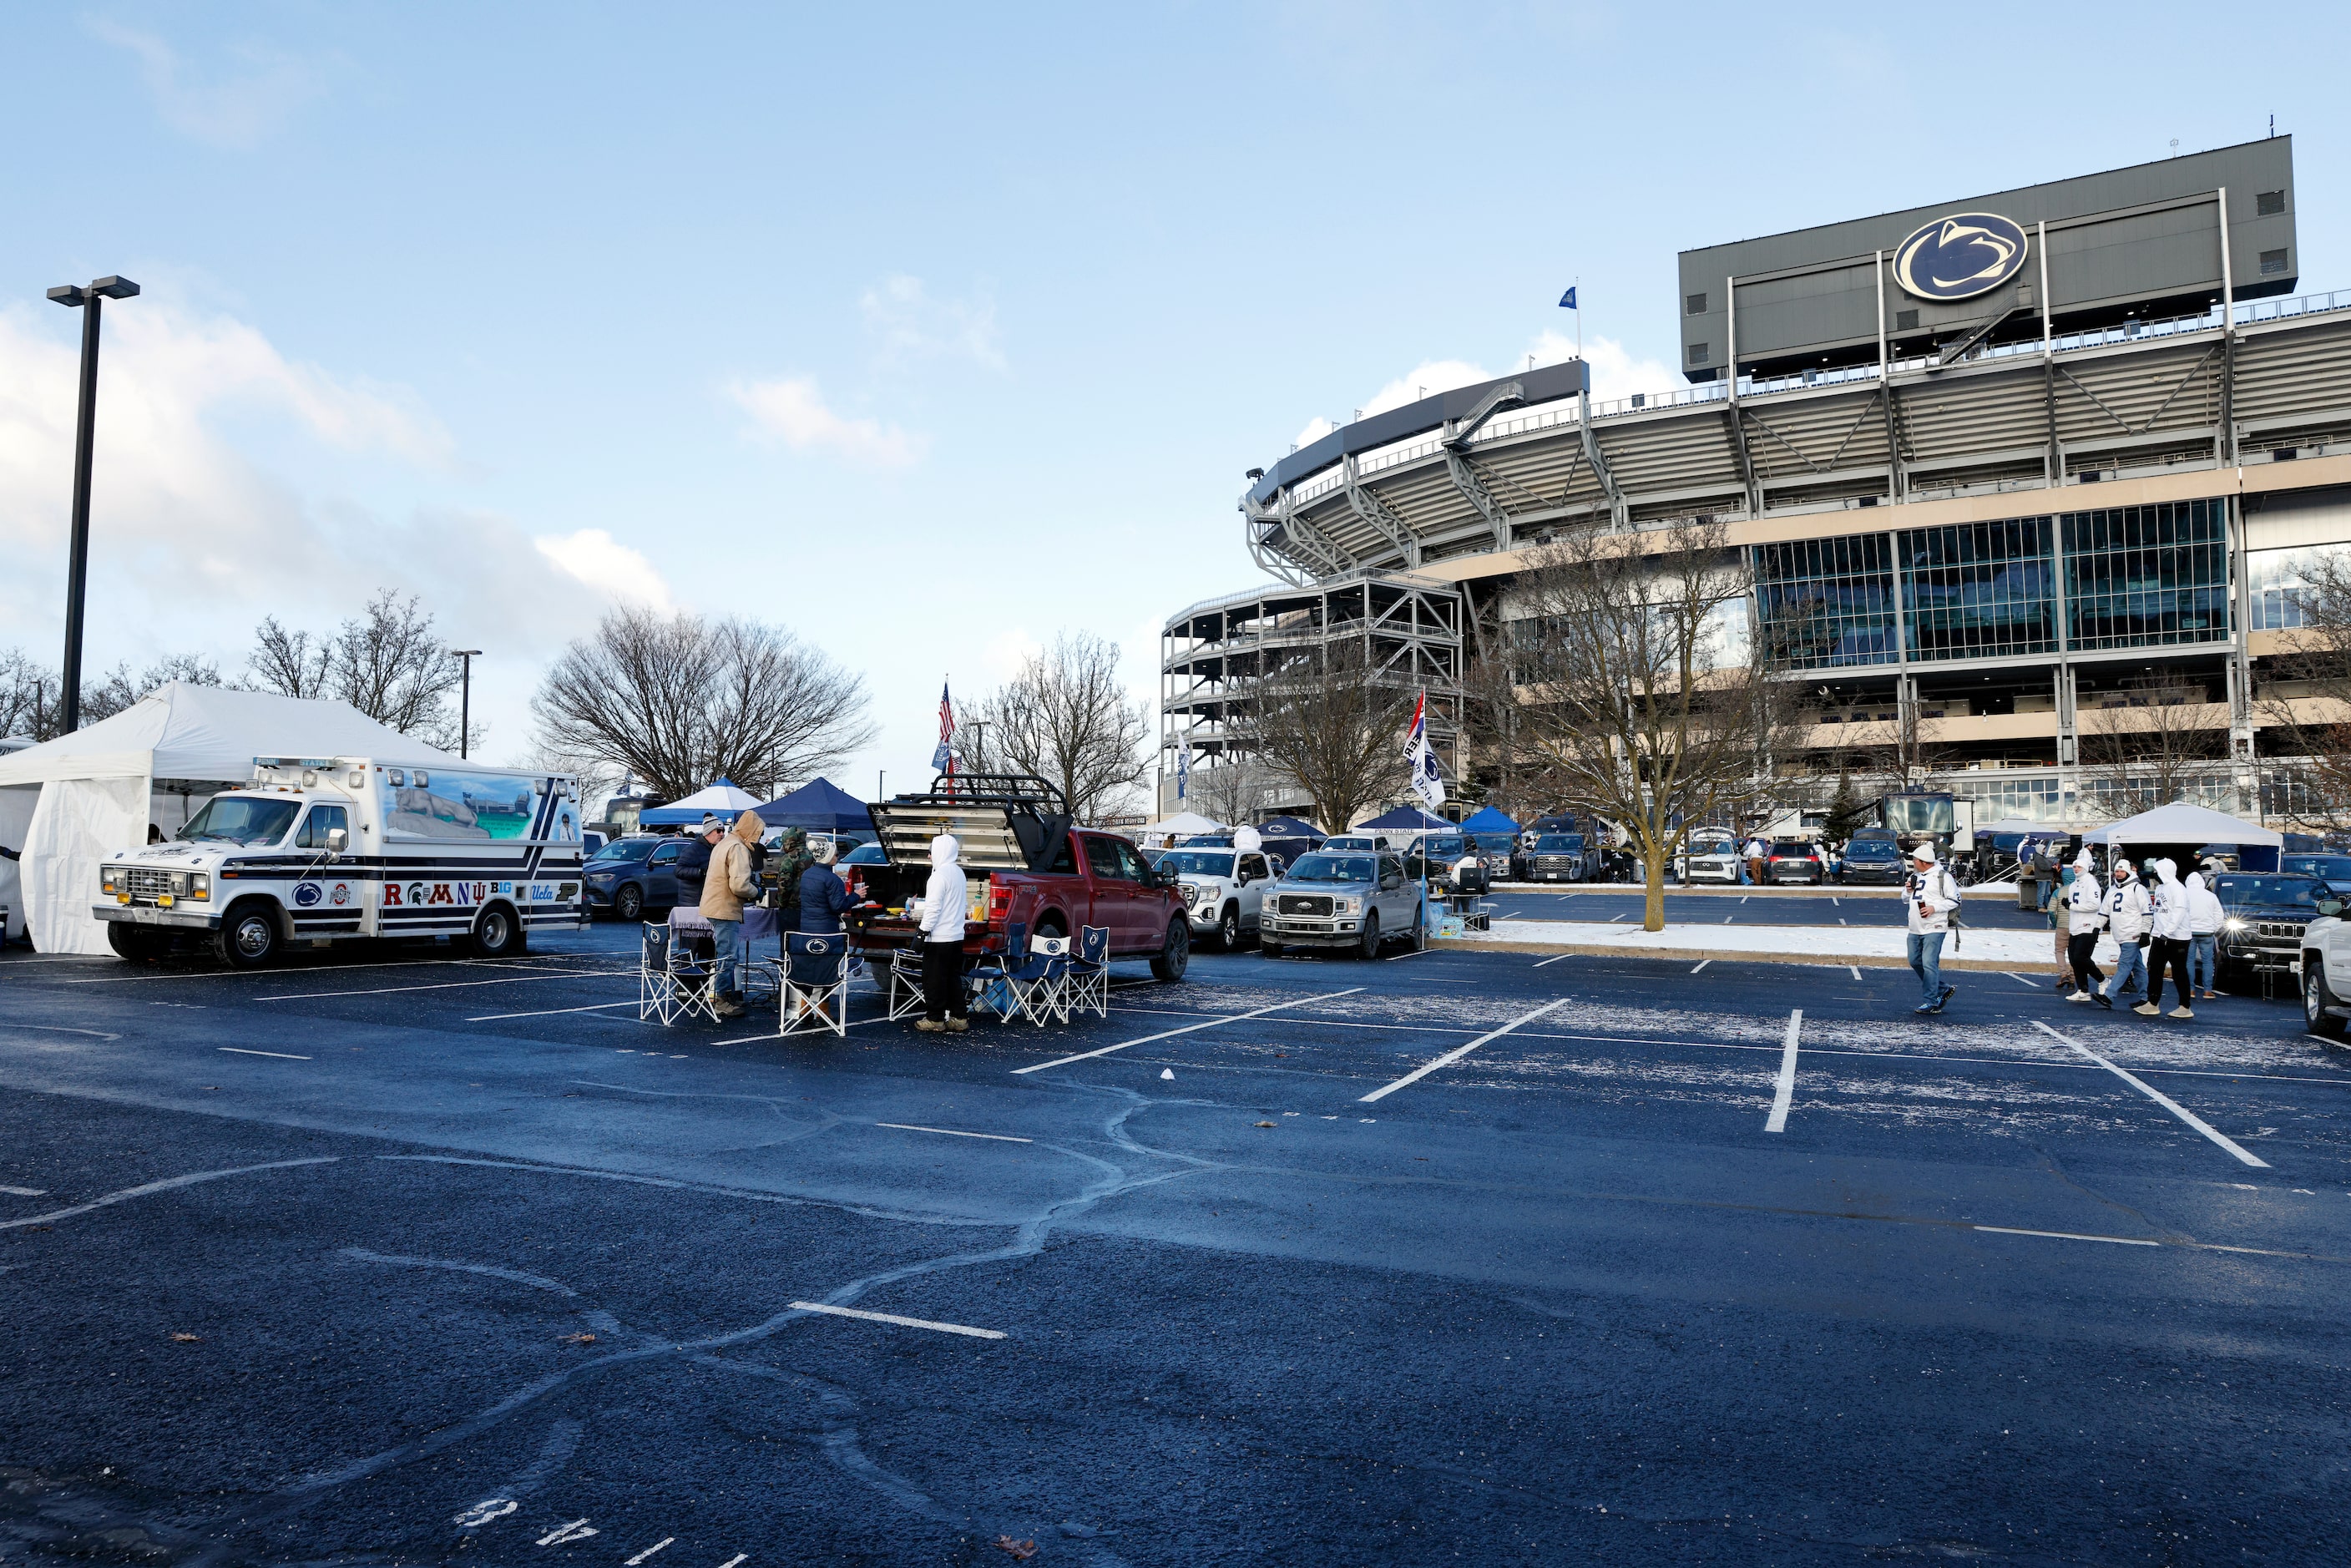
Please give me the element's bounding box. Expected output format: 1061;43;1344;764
1160;138;2351;830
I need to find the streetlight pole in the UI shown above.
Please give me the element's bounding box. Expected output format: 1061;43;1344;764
452;650;482;759
46;275;139;734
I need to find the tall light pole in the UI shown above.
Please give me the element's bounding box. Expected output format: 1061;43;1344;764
452;650;482;759
46;275;139;734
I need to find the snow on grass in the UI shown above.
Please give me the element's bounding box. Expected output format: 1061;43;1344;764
1445;919;2059;965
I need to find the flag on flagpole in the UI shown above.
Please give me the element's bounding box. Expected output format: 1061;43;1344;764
1176;733;1192;801
1557;286;1576;310
930;680;955;775
1403;691;1446;812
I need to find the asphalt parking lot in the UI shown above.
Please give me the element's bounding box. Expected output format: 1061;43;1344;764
4;923;2348;1565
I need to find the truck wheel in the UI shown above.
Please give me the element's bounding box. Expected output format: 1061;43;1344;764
2304;964;2346;1039
1358;911;1382;959
215;902;282;969
1216;905;1240;952
470;904;524;959
107;923;167;962
1150;918;1190;982
614;883;644;922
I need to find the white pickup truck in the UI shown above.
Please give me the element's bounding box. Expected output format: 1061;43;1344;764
94;756;587;967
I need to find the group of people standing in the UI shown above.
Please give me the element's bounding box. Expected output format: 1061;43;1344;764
2060;852;2222;1019
682;812;857;1021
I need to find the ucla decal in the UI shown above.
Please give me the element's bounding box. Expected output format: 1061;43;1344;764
1892;212;2029;302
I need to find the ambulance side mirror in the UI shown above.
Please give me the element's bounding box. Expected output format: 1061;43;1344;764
326;827;347;855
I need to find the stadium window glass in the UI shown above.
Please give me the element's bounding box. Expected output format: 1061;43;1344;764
2062;498;2232;650
1752;535;1898;669
2246;544;2345;630
1898;518;2056;662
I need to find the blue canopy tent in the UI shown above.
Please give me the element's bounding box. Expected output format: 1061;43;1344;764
1456;805;1521;851
753;776;877;838
1357;806;1452;834
1250;814;1326;865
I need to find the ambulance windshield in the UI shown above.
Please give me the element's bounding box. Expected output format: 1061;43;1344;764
179;796;301;847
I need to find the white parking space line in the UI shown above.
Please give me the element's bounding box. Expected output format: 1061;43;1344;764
2030;1020;2272;1167
2008;973;2041;988
1764;1009;1802;1133
1533;954;1574;968
1013;988;1363;1074
468;1000;642;1022
260;971;633;1002
791;1301;1005;1340
1609;913;1626;923
62;956;574;985
1848;965;1863;979
1974;1225;2161;1247
1358;997;1575;1103
624;1539;675;1565
220;1046;311;1060
0;1185;48;1196
874;1123;1033;1144
1691;960;1711;974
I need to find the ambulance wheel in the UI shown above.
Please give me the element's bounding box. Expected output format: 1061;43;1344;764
215;903;283;969
469;904;524;959
108;923;167;962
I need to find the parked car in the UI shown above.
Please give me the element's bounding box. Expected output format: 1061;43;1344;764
1839;830;1904;885
1159;845;1278;950
1765;838;1828;885
2295;883;2351;1034
1524;832;1597;883
584;835;685;921
1405;833;1492;895
582;829;608;859
834;841;891;902
1259;849;1423;959
1676;831;1740;885
2282;853;2351;881
2220;873;2343;994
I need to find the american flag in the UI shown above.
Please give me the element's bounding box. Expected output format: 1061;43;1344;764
931;680;955;776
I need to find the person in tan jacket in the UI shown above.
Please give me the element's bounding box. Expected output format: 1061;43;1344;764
698;810;766;1017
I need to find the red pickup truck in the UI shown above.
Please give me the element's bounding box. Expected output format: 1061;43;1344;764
849;774;1191;981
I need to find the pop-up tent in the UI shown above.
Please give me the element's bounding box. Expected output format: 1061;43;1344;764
1357;805;1452;836
639;779;763;827
2081;802;2283;873
1253;814;1327;862
0;683;461;954
1143;811;1225;847
753;776;876;837
1457;805;1521;848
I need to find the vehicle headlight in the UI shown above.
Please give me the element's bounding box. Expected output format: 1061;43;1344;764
100;867;119;895
2222;918;2246;932
189;873;210;902
1333;897;1362;914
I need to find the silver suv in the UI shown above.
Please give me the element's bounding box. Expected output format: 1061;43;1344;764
1259;850;1423;959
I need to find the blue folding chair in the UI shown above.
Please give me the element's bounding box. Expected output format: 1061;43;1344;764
1005;934;1073;1025
967;922;1028;1022
1064;924;1110;1019
780;932;852;1038
639;922;719;1025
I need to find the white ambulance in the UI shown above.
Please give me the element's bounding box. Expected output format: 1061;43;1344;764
94;756;588;968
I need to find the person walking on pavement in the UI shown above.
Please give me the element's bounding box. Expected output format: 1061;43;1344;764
2063;851;2106;1002
2146;858;2196;1019
1904;843;1960;1014
913;832;971;1034
697;810;766;1020
1744;833;1767;888
2185;869;2224;1003
2096;857;2151;1011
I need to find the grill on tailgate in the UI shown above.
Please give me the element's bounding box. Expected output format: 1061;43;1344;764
1277;893;1332;917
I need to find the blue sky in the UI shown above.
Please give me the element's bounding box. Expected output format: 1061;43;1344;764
3;2;2343;802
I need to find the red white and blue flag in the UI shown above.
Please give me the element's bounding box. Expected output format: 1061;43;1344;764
1403;691;1445;812
931;680;955;775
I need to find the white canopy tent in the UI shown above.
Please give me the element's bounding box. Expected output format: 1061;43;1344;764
0;684;460;954
2079;802;2283;849
1141;811;1225;847
639;780;766;827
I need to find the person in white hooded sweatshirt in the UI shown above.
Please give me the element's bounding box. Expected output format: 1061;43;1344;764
2146;857;2196;1019
2185;870;2224;1001
2097;857;2151;1010
1904;843;1961;1014
2063;850;2106;1002
913;832;970;1033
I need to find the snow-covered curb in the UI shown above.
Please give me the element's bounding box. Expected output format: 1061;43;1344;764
1441;918;2061;969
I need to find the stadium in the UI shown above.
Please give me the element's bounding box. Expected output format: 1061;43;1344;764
1161;136;2351;829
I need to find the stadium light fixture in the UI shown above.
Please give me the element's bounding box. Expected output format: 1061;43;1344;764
46;274;139;733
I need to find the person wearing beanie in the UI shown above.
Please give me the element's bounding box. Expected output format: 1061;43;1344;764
2185;870;2224;1002
2146;857;2195;1019
2063;850;2106;1002
2097;857;2151;1010
1904;842;1961;1014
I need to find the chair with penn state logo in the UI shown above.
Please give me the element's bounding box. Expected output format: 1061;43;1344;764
779;931;852;1039
1063;924;1111;1020
639;922;720;1026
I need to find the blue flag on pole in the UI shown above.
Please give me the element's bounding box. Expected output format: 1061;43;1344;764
1558;286;1577;309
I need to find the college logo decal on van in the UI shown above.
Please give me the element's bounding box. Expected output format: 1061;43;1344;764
381;881;490;908
293;882;323;907
1892;212;2029;302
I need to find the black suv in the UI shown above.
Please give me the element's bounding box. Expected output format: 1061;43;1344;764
2214;873;2344;988
1839;830;1904;885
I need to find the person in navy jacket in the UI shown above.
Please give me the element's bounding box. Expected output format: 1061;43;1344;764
796;839;854;935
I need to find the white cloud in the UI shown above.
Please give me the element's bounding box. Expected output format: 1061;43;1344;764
860;275;1004;369
534;529;675;614
729;376;927;468
88;19;326;149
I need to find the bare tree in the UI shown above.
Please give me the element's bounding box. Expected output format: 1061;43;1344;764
1504;517;1801;931
531;606;875;800
1189;755;1271;827
969;633;1150;822
1459;635;1533;821
1227;640;1413;835
2255;549;2351;829
1;649;222;739
246;592;468;748
2076;675;2229;819
0;650;60;741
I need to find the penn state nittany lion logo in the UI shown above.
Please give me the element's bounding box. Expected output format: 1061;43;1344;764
293;883;322;907
1893;212;2029;302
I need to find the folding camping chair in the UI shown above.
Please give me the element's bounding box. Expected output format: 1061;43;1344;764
1063;924;1110;1019
1005;934;1073;1025
779;932;852;1039
638;922;720;1025
966;922;1027;1023
884;944;929;1023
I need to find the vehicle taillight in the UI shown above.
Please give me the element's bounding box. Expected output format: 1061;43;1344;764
987;880;1014;924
